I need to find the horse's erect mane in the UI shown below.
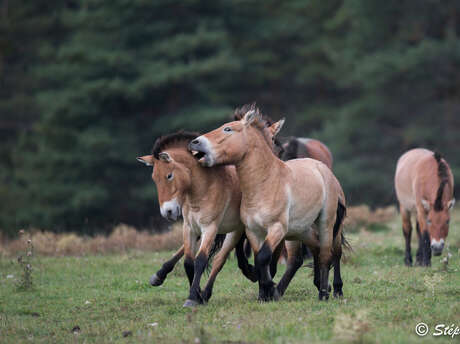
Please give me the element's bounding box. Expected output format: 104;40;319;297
233;103;275;128
234;103;284;156
152;131;200;159
433;151;449;211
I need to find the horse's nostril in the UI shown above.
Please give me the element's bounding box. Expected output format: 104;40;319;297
167;209;172;216
191;139;199;145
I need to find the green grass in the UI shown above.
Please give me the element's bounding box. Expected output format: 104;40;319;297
1;213;460;343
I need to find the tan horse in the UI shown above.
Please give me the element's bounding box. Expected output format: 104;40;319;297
395;148;455;266
189;108;347;301
137;126;282;306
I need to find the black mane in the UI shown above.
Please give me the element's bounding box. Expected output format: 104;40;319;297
152;131;200;159
433;152;449;211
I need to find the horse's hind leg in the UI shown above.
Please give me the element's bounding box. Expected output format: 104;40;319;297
332;245;343;298
202;230;244;302
400;206;413;266
276;241;303;296
150;245;184;286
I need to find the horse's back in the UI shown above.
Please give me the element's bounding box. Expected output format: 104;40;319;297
286;158;343;212
297;138;333;169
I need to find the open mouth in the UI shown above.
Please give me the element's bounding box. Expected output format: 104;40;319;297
191;150;207;163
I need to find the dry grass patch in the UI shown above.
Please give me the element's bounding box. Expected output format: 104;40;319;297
0;223;183;257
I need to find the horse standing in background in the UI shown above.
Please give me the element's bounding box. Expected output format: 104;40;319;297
281;137;333;169
190;108;348;301
395;149;455;267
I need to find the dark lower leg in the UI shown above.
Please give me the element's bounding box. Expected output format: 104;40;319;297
184;256;195;286
151;249;184;286
319;264;330;301
187;252;208;303
255;242;277;301
421;230;431;267
403;227;412;266
312;252;320;291
415;221;422;264
270;241;285;279
332;248;343;298
235;235;257;282
276;244;303;296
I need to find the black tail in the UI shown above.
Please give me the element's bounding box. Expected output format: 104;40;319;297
205;234;226;272
334;200;352;251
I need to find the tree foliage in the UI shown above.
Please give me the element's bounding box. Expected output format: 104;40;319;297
2;0;460;234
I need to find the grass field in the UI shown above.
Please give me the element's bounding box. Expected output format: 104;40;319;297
1;211;460;343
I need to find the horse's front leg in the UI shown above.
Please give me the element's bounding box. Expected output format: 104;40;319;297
254;223;285;302
183;222;198;288
183;224;218;307
416;208;431;267
150;245;184;286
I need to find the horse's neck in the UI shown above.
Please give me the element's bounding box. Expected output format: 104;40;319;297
236;134;283;202
187;164;225;208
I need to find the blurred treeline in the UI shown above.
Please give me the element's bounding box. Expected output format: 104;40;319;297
1;0;460;235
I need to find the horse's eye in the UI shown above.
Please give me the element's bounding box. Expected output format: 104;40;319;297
223;127;232;133
166;172;173;181
446;219;450;225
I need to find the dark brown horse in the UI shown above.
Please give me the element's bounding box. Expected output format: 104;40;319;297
280;137;333;169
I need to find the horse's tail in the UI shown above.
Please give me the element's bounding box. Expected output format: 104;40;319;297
334;200;352;251
205;234;226;273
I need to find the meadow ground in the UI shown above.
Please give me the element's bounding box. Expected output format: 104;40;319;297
1;210;460;343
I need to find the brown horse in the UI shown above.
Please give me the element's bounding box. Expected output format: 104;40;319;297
395;148;455;266
189;107;347;301
280;137;333;169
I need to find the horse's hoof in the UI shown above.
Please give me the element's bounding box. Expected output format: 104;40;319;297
319;289;329;301
333;290;343;298
149;273;164;286
183;299;200;308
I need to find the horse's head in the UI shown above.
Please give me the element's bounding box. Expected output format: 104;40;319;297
421;196;455;256
189;107;284;167
137;132;198;221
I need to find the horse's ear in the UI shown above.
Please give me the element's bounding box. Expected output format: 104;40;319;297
137;155;154;166
268;118;285;137
448;198;455;211
242;110;260;126
421;199;430;212
158;152;172;163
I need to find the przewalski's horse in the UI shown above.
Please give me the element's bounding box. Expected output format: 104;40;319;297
280;137;333;169
395;148;455;266
189;108;347;301
137;132;257;307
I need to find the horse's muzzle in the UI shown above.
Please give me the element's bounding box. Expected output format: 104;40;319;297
189;137;214;167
